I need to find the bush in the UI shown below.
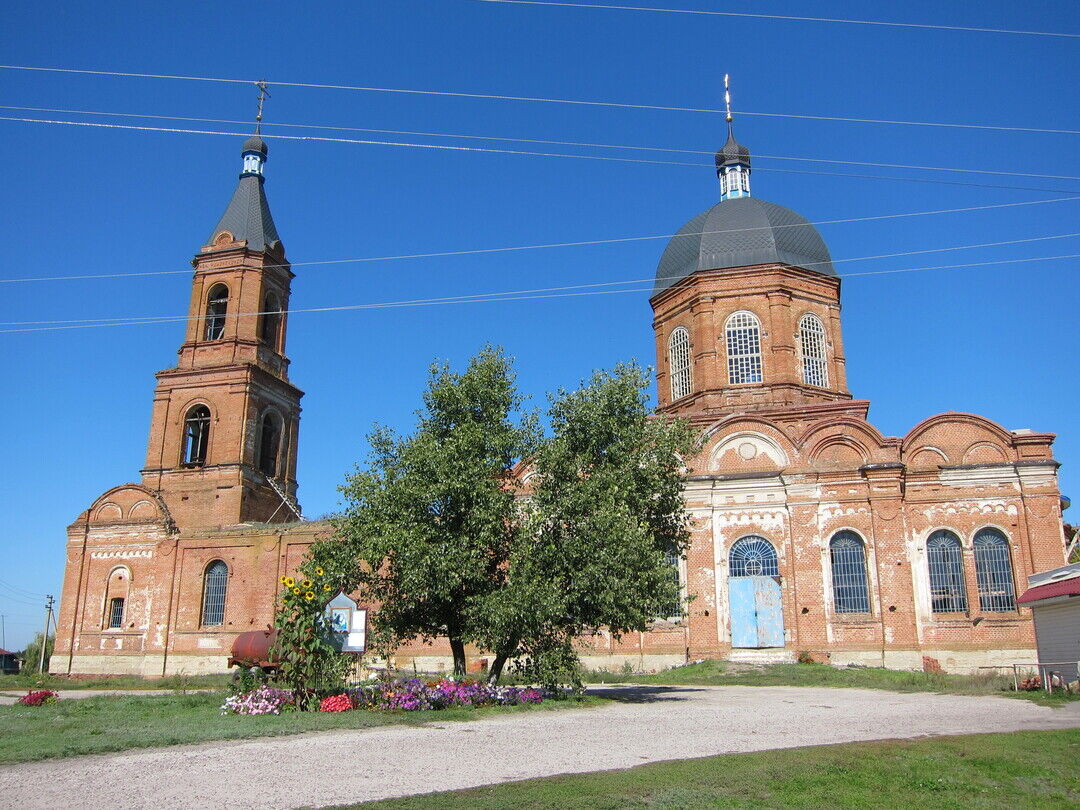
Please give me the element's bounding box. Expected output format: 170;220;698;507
220;685;294;715
349;676;546;711
17;690;59;706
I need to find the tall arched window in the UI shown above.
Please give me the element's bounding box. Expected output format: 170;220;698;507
181;405;211;467
799;313;829;388
204;284;229;341
201;560;228;626
927;530;967;613
830;531;870;613
259;292;282;349
729;536;779;577
726;312;763;385
103;566;130;629
668;327;692;401
258;411;283;477
974;528;1016;611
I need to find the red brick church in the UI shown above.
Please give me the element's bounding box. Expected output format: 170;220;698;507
52;123;1068;676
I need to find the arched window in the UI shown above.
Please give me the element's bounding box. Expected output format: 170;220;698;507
258;412;282;477
729;536;779;577
181;405;211;467
927;530;967;613
668;327;692;401
830;531;870;613
201;560;228;626
659;540;682;618
204;284;229;341
726;312;763;385
974;529;1016;612
103;567;130;630
799;314;829;388
259;292;282;349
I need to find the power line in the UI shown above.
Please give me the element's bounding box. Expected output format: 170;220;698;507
1;65;1076;135
472;0;1080;39
0;578;47;599
4;104;1078;182
2;195;1077;285
3;115;1079;197
2;251;1075;334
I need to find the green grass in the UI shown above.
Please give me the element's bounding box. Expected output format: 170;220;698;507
0;672;233;692
580;660;1078;706
0;692;604;764
347;730;1080;809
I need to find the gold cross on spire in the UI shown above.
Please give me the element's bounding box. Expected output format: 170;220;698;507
724;74;733;123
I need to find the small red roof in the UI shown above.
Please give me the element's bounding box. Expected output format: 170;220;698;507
1017;577;1080;605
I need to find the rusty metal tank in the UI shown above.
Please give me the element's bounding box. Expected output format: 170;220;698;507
228;628;279;668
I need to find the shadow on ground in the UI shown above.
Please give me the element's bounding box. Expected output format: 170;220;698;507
584;685;703;703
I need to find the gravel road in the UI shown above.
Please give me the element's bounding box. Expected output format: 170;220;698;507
2;685;1077;809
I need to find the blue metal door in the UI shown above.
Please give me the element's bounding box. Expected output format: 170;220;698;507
729;576;785;648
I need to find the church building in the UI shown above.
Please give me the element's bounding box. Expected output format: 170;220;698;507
52;119;1068;676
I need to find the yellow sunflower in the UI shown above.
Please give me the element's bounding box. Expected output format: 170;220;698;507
314;567;324;576
284;577;296;588
301;579;313;590
279;576;288;585
292;587;301;595
304;591;315;601
322;584;332;592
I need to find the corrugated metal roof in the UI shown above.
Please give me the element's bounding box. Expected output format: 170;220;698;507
1017;577;1080;605
653;196;834;296
207;174;281;252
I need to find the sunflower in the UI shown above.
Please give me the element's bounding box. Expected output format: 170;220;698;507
323;584;332;592
279;576;288;585
292;587;301;595
284;577;296;588
314;567;324;576
304;591;315;601
301;579;313;590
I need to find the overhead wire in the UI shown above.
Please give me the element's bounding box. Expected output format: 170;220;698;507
472;1;1080;39
2;195;1078;285
1;65;1076;135
3;115;1079;198
2;104;1078;182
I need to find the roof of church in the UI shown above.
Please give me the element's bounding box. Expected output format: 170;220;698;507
653;196;835;296
207;142;281;252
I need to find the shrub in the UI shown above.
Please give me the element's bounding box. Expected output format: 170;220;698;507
16;690;58;706
319;693;352;713
349;676;546;712
221;685;294;715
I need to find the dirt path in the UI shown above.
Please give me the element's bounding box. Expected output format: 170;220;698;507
2;685;1077;809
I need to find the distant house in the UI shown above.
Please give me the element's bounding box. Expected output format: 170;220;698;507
1017;563;1080;686
0;649;20;675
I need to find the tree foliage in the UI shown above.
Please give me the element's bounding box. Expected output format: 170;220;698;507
315;349;696;688
21;633;54;674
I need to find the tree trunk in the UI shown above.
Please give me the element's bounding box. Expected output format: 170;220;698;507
449;637;466;679
486;635;520;685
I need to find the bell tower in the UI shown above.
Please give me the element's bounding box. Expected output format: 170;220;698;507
140;134;303;527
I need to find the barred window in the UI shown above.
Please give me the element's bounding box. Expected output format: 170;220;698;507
201;560;228;626
659;541;682;618
799;314;829;388
258;412;283;477
181;405;211;467
108;597;125;629
668;327;692;401
726;311;763;385
204;284;229;341
974;529;1016;612
927;530;967;613
729;536;778;577
829;531;870;613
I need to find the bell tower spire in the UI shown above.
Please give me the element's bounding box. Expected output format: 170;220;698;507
716;75;752;201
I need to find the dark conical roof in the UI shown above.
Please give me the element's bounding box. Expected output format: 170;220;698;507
653;197;834;296
715;125;750;169
207;173;281;252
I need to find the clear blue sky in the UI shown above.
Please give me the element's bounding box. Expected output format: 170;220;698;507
1;1;1077;649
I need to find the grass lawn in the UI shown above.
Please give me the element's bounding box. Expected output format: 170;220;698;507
0;672;233;692
349;730;1080;809
0;692;604;764
580;660;1078;706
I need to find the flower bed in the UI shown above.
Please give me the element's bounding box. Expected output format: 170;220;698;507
221;685;294;715
16;690;59;706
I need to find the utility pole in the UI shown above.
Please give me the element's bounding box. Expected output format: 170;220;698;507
1;613;5;651
38;595;53;673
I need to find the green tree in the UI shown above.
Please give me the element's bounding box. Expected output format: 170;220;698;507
316;347;539;678
479;363;696;686
21;632;54;674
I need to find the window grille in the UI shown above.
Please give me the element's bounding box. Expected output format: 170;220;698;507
799;314;829;388
729;536;779;577
927;530;967;613
659;542;682;618
108;597;124;629
258;412;282;477
259;292;282;348
181;405;211;466
829;531;870;613
726;312;763;385
974;529;1016;611
204;284;229;341
668;327;692;401
202;561;228;626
